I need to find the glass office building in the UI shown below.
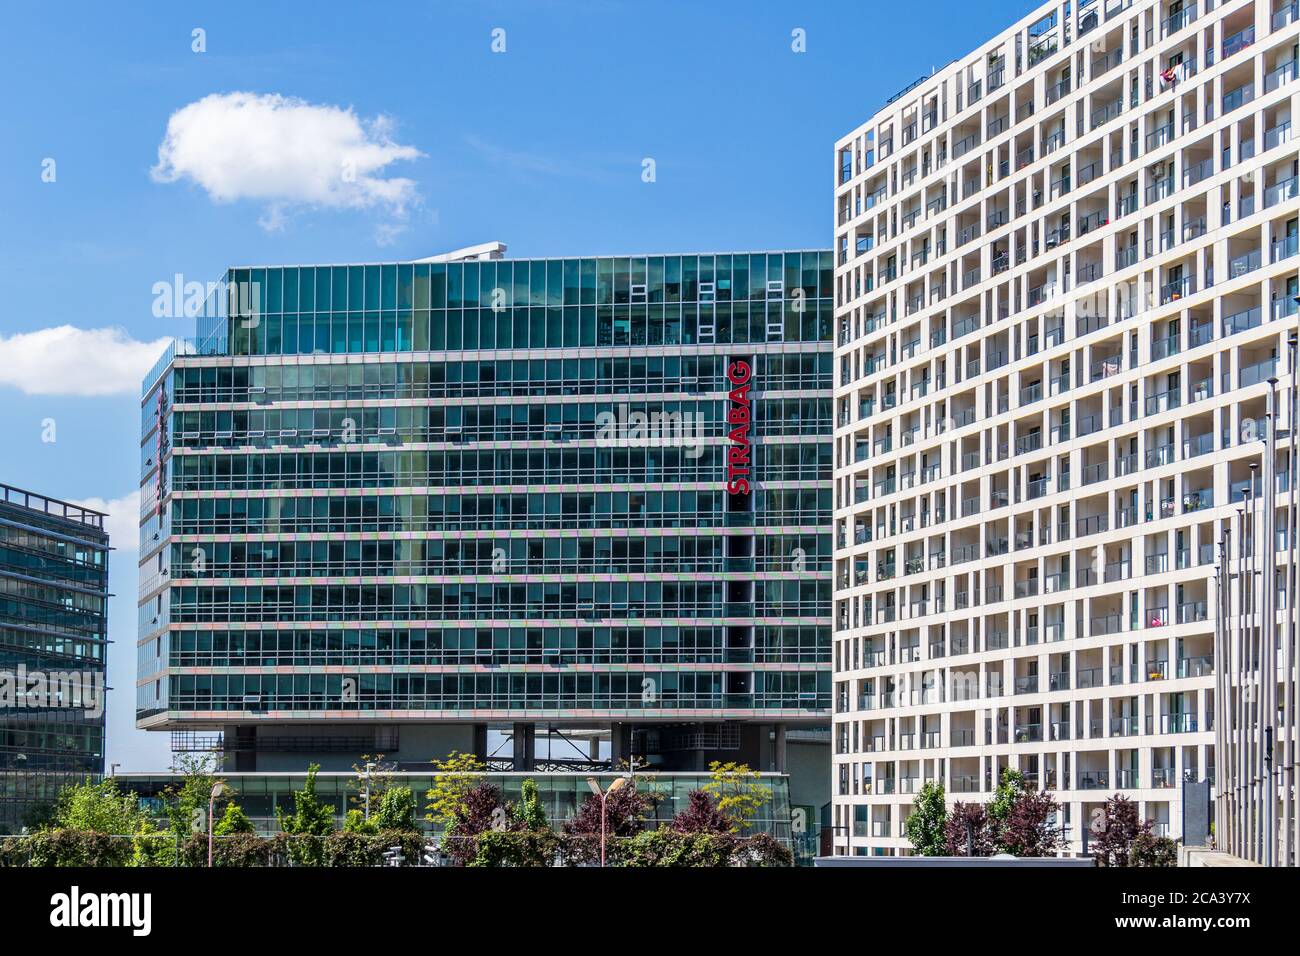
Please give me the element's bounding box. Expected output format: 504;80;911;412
138;244;834;783
0;484;109;831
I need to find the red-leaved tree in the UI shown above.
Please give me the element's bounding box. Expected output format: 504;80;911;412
671;790;733;834
943;802;996;856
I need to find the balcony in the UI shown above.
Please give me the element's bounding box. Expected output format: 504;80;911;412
1222;25;1255;59
1162;714;1199;734
1145;123;1174;152
1149;175;1180;205
1266;175;1298;208
1228;247;1262;278
1159;275;1192;304
1222;82;1255;115
1241;356;1279;388
1264;57;1298;93
1079;771;1111;790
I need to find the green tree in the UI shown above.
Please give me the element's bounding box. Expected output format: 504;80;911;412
276;765;336;866
43;777;169;867
161;752;227;841
987;768;1025;827
374;786;418;832
903;781;948;855
701;761;770;833
425;751;486;828
47;778;150;835
342;809;378;834
213;801;255;835
515;779;548;832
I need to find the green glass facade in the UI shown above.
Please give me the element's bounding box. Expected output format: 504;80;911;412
138;250;832;772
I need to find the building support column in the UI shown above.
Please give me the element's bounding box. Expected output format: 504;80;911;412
609;722;627;768
773;722;788;773
512;722;535;771
471;723;488;762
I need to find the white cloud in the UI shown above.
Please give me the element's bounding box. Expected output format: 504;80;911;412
0;326;170;397
151;91;423;231
69;491;141;553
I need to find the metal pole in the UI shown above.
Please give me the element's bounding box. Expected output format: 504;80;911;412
1263;385;1278;866
1236;506;1247;860
599;793;608;868
1213;541;1222;845
1247;469;1259;862
1242;476;1253;863
1287;331;1299;866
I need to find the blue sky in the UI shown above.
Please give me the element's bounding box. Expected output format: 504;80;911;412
0;0;1030;769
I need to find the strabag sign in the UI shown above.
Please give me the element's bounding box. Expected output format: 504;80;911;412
726;359;753;495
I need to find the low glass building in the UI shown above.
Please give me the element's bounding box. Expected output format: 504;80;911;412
0;484;109;831
137;244;833;807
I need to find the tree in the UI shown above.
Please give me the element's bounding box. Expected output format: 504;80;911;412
514;779;548;832
442;783;509;866
373;786;418;832
671;790;733;834
213;801;255;835
1090;794;1145;867
1091;794;1175;867
564;782;652;838
342;809;378;835
702;761;769;833
999;787;1065;857
943;802;995;856
276;765;336;866
46;778;151;835
987;768;1025;827
425;751;486;828
903;781;948;855
563;780;653;864
161;752;227;841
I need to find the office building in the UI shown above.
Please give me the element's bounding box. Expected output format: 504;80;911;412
0;484;110;831
137;244;833;825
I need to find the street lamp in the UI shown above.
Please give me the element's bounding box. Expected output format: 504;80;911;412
208;781;226;868
586;775;628;867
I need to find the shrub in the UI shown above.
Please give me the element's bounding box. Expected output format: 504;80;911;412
471;829;559;867
733;832;794;867
178;832;272;867
23;830;136;867
619;829;737;867
1131;831;1179;868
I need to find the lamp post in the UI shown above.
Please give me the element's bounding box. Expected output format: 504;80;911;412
586;775;628;867
208;781;226;868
